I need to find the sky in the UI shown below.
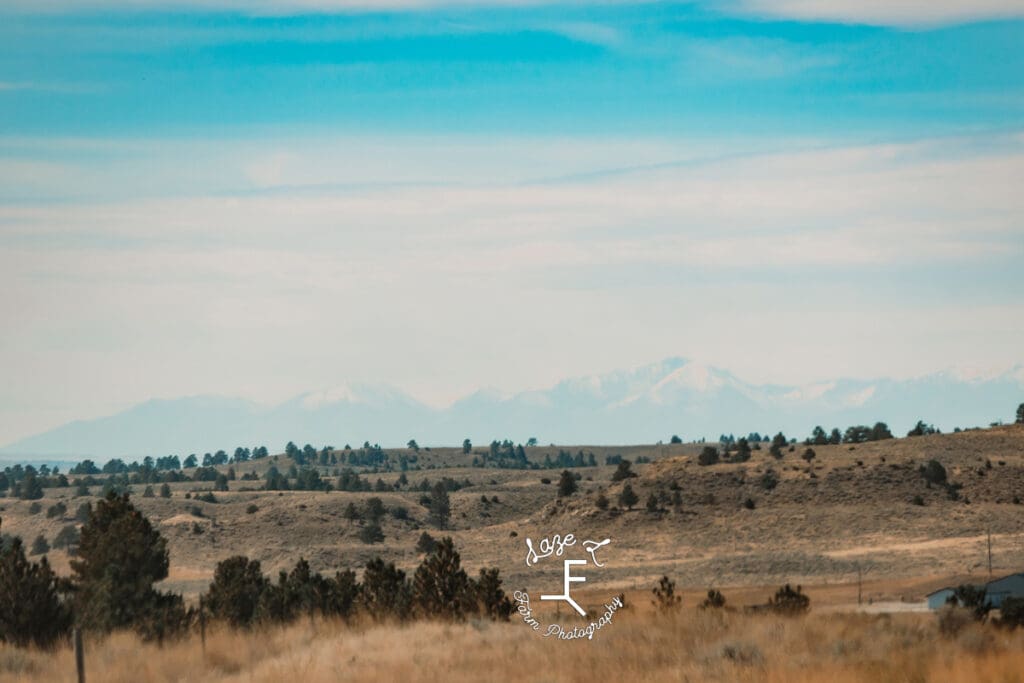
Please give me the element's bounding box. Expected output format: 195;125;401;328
1;1;1023;445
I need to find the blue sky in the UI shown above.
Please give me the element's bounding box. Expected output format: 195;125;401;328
2;4;1023;141
1;1;1023;444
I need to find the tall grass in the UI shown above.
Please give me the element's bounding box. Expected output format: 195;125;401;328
2;608;1023;682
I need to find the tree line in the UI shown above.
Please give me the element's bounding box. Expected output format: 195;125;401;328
0;492;511;649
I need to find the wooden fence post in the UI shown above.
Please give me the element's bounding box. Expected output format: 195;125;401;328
199;595;206;655
73;627;85;683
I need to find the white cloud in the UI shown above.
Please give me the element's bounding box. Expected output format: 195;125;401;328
731;0;1024;27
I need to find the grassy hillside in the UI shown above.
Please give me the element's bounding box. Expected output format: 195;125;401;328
2;426;1023;603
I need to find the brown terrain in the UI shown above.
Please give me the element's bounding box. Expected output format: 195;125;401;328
2;425;1023;610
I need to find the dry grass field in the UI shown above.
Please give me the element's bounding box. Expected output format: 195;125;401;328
2;425;1024;681
2;606;1024;683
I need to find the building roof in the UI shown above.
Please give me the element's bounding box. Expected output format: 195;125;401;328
986;572;1024;588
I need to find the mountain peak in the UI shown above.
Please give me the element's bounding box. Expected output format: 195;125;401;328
1;359;1021;460
296;382;413;410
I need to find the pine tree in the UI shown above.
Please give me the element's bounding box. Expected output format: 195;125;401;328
359;522;385;544
428;482;451;529
203;556;269;628
18;471;43;500
359;558;410;620
611;460;637;481
416;531;437;554
71;492;184;637
325;569;359;618
557;470;578;497
475;567;513;621
365;497;386;523
343;502;361;521
30;534;49;555
619;484;639;510
412;537;474;620
0;518;72;648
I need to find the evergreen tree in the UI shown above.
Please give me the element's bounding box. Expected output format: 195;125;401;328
365;497;386;523
359;522;385;544
30;534;49;555
475;567;513;621
412;537;474;620
557;470;578;497
0;519;72;648
18;471;43;500
70;492;184;637
618;484;639;510
325;569;359;619
203;556;269;628
428;482;451;530
359;558;410;620
611;460;637;481
343;502;361;521
698;446;720;466
415;531;437;554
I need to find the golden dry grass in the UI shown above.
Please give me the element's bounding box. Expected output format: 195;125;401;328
2;609;1023;683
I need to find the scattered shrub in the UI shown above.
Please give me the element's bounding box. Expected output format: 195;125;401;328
415;532;437;554
701;589;726;609
768;584;809;615
652;575;681;612
359;522;385;544
29;535;49;556
698;447;720;466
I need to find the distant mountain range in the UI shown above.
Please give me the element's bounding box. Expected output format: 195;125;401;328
2;358;1021;462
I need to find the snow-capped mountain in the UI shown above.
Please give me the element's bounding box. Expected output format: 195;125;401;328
1;358;1021;460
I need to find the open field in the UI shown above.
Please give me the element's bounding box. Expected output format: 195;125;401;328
3;425;1024;681
2;606;1024;683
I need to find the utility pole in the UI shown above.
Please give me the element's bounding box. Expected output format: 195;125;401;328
857;563;872;606
987;528;993;580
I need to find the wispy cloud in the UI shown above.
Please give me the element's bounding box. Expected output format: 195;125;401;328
730;0;1024;27
4;0;1024;27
